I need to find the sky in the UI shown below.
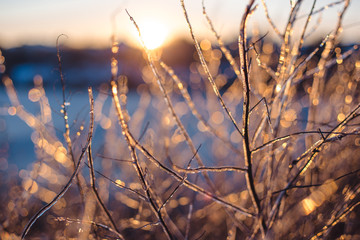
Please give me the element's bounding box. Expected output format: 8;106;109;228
0;0;359;49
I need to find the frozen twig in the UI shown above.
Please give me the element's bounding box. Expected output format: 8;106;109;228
111;80;174;239
261;0;282;38
54;217;124;239
84;161;147;200
21;87;95;239
238;0;267;237
174;166;247;174
56;34;87;202
86;88;123;238
202;0;243;85
180;0;244;138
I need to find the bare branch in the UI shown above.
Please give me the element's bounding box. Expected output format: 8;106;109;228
174;166;247;174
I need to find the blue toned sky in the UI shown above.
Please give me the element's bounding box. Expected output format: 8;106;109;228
0;0;359;49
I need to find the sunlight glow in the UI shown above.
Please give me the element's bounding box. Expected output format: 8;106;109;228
138;21;168;50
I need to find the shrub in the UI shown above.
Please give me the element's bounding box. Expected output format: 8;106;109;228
2;0;360;239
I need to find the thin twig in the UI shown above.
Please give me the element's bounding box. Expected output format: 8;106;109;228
297;0;317;52
272;166;360;195
159;145;200;212
160;61;241;154
56;34;74;167
84;162;147;200
87;87;122;238
174;166;247;174
21;87;95;239
111;80;174;240
181;0;244;138
252;130;358;153
239;0;267;237
56;34;86;203
184;203;193;240
54;217;124;239
296;45;359;84
297;0;345;20
202;0;243;85
261;0;282;38
138;121;150;142
306;0;350;144
96;155;133;163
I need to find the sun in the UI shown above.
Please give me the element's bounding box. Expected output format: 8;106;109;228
138;20;168;50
